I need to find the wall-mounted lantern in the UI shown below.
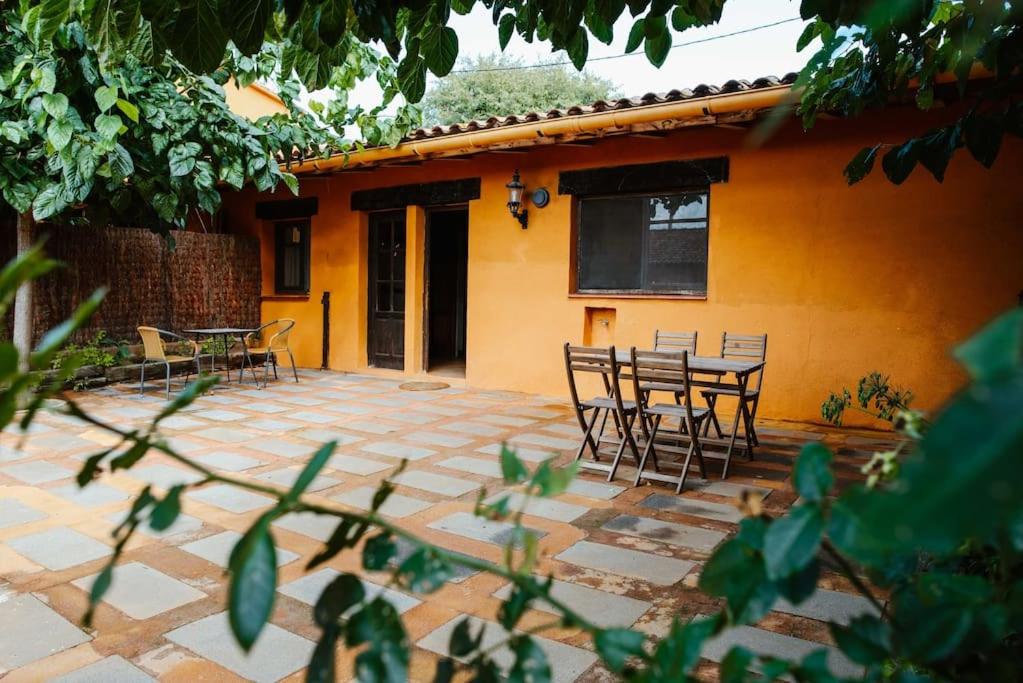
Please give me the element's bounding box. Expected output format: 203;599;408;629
505;169;528;229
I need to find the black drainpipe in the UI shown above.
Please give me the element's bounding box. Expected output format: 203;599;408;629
320;290;330;370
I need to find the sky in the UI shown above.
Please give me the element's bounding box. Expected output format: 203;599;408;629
317;0;809;124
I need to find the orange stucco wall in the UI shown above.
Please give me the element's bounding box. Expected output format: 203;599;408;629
224;81;287;120
221;106;1023;426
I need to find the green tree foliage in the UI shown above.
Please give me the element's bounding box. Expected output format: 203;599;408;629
420;53;618;125
48;0;1021;185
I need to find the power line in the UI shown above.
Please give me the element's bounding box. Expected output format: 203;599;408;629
450;17;802;73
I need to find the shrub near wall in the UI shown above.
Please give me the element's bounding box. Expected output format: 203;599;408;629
0;224;261;344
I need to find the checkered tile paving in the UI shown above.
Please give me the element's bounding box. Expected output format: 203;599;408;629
0;369;889;681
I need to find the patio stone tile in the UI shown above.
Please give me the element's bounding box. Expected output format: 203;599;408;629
428;512;545;547
418;404;465;417
504;406;562;419
384;411;440;425
105;407;159;420
192;409;247;422
165;611;314;683
188;485;273;513
236;389;274;400
192;427;251;444
252;467;340;492
418;615;597;683
194;451;264;472
200;394;245;405
363;397;413;408
158;416;207;430
162;435;213;454
289;410;338;424
774;588;880;626
702;621;861;678
404;430;473;448
509;433;577;450
564;479;625;500
474;414;536;428
390;470;480;497
181;531;298;568
279;568;421;614
476;443;555;463
486;491;589;523
52;655;154;682
0;593;91;670
321;403;374;416
72;562;205;619
328;454;392;476
128;464;204;489
50;483;130;508
437;456;501;478
541;423;580;437
7;527;111;570
0;499;47;529
440;421;504;437
26;433;94;453
2;461;74;484
248;439;318;459
270;384;312;393
685;480;774;500
117;512;203;540
340;384;378;393
0;444;30;462
493;579;650;629
320;391;358;400
345;420;401;435
602;515;727;553
333;486;433;519
390;537;479;583
246;418;300;432
640;494;745;524
299;429;365;446
360;441;436;461
556;541;695;586
240;401;290;414
276;395;326;407
273;511;338;541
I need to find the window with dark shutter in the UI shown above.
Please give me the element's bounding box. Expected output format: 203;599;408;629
575;191;709;296
274;220;310;294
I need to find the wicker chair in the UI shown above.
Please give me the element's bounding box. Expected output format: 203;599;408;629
137;327;210;399
240;319;298;388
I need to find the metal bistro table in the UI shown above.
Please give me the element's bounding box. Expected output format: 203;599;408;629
183;327;258;383
615;350;766;479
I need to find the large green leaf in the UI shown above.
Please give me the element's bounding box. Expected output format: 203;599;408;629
423;26;458;77
594;628;646;673
22;0;71;45
170;0;229;73
762;504;824;580
46;117;73;151
228;518;278;650
953;309;1023;383
228;0;272;54
793;443;833;502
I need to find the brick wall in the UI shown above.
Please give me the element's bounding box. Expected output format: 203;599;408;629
1;224;261;345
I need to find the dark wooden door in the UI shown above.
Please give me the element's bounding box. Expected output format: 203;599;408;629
368;211;406;369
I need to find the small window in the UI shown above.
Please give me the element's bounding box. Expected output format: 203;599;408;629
575;191;709;295
274;220;310;294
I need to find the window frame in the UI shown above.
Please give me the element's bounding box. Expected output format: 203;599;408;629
571;188;710;298
273;219;311;295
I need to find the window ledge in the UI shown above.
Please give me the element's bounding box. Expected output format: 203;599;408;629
569;291;707;301
262;293;310;301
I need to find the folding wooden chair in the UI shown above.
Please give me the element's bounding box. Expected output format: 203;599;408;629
630;348;710;493
563;344;639;481
702;333;767;446
653;329;697;354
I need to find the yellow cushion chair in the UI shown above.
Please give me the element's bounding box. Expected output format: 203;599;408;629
137;327;210;399
240;319;298;388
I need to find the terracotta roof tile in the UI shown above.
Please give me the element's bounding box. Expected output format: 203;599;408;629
406;73;798;142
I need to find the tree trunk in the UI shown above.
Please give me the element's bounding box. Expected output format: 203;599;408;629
13;211;34;372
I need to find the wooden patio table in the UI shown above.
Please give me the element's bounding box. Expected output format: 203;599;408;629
613;350;766;479
183;327;258;383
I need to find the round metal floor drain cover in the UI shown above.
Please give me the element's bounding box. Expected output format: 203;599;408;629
399;380;450;392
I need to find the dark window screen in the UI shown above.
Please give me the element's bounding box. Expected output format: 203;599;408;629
576;191;708;295
274;220;310;293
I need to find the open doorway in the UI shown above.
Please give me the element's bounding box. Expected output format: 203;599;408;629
426;207;468;377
